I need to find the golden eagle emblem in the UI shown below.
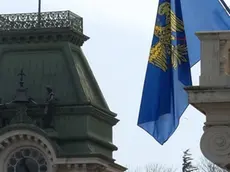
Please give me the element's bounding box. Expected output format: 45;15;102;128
149;2;188;71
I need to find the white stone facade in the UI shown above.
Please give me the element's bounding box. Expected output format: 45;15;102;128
186;31;230;171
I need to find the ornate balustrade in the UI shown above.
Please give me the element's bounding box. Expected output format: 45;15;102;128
0;11;83;33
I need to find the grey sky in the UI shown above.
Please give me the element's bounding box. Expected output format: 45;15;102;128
1;0;230;170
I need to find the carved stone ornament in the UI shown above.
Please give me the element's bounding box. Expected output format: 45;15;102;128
57;163;107;172
0;129;56;172
200;126;230;169
0;11;89;46
6;147;48;172
0;11;83;33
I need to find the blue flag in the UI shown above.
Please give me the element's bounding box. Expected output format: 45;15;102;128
138;0;230;145
182;0;230;66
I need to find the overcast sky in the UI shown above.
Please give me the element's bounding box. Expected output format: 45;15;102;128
1;0;230;170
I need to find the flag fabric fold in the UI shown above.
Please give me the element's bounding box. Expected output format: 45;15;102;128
182;0;230;66
138;0;230;145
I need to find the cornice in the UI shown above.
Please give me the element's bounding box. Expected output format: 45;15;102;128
23;104;118;126
0;27;89;46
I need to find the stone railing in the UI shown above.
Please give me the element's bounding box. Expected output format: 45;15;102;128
0;10;83;33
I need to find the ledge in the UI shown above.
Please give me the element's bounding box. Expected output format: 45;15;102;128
185;86;230;103
0;27;89;46
185;86;230;91
185;86;230;114
0;11;89;46
196;30;230;40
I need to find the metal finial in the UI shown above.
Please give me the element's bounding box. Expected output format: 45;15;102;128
38;0;41;27
17;69;26;87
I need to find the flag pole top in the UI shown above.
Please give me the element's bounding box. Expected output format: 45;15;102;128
38;0;41;27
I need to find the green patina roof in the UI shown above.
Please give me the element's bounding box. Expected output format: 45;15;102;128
0;10;122;165
0;10;109;109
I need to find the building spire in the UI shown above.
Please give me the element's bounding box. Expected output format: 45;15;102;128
17;69;26;88
38;0;41;27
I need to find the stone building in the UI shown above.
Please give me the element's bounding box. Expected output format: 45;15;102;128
186;31;230;171
0;10;126;172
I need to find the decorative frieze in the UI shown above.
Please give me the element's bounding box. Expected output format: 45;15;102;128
0;11;83;33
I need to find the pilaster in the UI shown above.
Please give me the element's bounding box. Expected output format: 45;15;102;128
186;31;230;170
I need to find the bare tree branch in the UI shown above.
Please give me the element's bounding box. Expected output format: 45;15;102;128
127;163;176;172
197;158;227;172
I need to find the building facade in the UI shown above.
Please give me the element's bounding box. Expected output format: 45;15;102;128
186;31;230;171
0;11;126;172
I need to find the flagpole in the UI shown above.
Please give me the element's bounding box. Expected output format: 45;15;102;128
38;0;41;27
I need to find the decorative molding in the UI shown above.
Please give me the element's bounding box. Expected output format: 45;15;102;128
0;132;56;172
6;147;49;172
186;86;230;104
0;11;83;33
0;129;56;161
196;31;230;40
55;157;126;172
87;164;107;172
0;11;89;46
56;162;126;172
0;127;126;171
219;39;227;75
0;28;89;46
200;126;230;169
57;163;106;172
25;104;118;126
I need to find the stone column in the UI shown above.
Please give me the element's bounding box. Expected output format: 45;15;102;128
185;31;230;171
